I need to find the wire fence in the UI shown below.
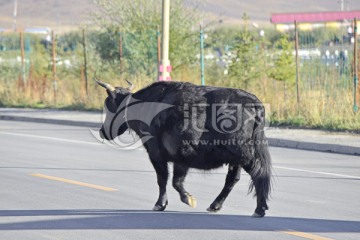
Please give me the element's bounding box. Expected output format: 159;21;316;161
294;22;359;120
0;22;359;128
0;30;161;107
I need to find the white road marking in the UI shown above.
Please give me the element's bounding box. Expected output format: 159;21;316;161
0;131;145;151
0;131;101;146
275;166;360;180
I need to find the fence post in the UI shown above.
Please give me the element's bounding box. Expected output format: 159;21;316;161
200;24;205;86
156;27;161;66
294;20;300;105
118;31;123;76
20;31;26;87
82;29;88;95
157;26;161;80
52;30;57;104
354;18;358;112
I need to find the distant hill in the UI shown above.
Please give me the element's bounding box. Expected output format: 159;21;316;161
1;0;360;32
0;0;96;32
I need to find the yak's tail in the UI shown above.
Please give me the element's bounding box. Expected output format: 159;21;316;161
246;104;272;201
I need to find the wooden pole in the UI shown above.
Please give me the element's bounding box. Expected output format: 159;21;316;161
13;0;17;32
118;31;123;76
82;29;88;95
294;20;300;105
159;0;171;81
20;31;26;87
52;30;57;104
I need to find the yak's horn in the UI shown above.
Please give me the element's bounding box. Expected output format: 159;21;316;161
125;79;134;91
94;78;115;92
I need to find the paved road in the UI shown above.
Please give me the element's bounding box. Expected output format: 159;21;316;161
2;107;360;155
0;120;359;240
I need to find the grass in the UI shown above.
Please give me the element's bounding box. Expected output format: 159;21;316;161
1;69;359;132
258;81;360;132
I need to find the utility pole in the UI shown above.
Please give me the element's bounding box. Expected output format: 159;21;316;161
13;0;17;32
159;0;171;81
338;0;348;11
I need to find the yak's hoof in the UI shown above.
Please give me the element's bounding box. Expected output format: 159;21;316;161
183;194;197;208
252;206;268;218
206;204;222;213
251;210;265;218
251;212;264;218
152;201;168;211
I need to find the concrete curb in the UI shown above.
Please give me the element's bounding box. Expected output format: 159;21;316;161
1;114;359;156
267;138;360;156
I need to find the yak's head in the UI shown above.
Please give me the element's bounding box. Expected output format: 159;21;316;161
96;78;134;141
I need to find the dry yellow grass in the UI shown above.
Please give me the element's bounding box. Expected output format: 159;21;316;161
0;71;359;131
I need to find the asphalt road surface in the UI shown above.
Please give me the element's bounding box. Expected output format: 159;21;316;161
0;120;359;240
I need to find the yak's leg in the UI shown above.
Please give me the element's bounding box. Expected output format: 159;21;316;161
150;157;169;211
243;162;270;218
207;164;241;212
172;163;197;208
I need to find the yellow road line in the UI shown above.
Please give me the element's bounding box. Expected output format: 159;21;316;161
281;230;333;240
31;174;117;192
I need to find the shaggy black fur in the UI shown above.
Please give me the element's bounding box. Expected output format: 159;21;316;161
99;81;272;217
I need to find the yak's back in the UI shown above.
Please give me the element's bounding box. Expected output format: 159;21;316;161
136;81;261;106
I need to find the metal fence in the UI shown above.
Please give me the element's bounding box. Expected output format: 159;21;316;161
0;22;359;116
295;21;359;113
0;30;160;105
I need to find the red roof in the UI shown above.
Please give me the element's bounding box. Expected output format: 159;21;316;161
271;10;360;24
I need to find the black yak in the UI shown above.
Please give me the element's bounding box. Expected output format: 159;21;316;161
96;80;272;217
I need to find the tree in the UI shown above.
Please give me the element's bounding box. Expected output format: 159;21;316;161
268;34;296;102
89;0;202;78
228;13;262;89
268;34;295;84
